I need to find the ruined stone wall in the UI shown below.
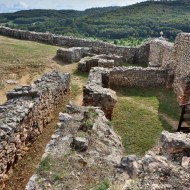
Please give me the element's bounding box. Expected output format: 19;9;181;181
109;67;170;87
83;68;117;119
149;39;173;68
83;66;171;119
171;33;190;104
0;26;149;64
0;71;70;182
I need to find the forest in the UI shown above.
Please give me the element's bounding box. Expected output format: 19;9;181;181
0;0;190;46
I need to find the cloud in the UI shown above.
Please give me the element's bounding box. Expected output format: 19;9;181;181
13;1;29;10
0;0;143;13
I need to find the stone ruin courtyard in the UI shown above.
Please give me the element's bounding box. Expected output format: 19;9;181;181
0;27;190;189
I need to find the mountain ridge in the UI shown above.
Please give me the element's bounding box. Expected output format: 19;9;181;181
0;1;190;42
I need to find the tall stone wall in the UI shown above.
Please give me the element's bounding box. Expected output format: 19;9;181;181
0;71;70;183
0;26;149;64
149;39;173;68
171;33;190;104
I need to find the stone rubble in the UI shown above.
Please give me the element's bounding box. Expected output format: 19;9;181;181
117;131;190;190
25;103;124;190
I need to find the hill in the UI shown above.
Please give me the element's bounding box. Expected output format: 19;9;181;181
0;1;190;43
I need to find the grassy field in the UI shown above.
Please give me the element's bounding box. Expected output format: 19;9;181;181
0;35;87;104
111;87;180;155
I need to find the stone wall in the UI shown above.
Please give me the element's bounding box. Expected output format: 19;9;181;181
56;47;91;63
109;66;171;88
149;38;173;68
78;54;124;72
83;66;172;119
0;26;149;64
83;67;117;119
0;71;70;182
171;33;190;104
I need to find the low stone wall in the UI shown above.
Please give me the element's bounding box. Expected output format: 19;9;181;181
78;54;124;72
83;67;117;120
0;26;149;64
109;66;171;88
0;71;70;182
149;38;173;68
56;47;91;63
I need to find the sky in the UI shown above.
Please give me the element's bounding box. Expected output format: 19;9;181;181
0;0;143;13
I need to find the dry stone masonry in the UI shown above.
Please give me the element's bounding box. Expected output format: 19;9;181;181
0;71;70;183
171;33;190;104
78;54;124;72
148;38;173;68
56;47;91;63
1;27;189;107
83;67;117;120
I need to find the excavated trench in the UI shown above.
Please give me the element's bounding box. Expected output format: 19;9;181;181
3;99;69;190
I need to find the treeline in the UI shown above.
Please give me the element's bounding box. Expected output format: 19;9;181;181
0;1;190;43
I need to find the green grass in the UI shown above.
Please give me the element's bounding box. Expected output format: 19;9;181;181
0;36;58;67
70;84;81;99
73;70;88;81
37;155;52;173
92;178;110;190
111;87;180;155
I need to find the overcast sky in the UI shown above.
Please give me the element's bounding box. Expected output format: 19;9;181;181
0;0;144;13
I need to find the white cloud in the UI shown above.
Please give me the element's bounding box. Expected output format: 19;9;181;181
19;1;28;9
0;0;143;13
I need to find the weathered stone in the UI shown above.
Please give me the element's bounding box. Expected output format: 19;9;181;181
57;47;91;63
0;71;70;183
119;155;140;178
160;130;190;154
26;104;124;190
59;112;72;122
71;137;88;152
83;68;117;119
181;156;190;169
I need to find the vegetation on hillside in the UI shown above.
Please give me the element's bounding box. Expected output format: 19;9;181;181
0;0;190;44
